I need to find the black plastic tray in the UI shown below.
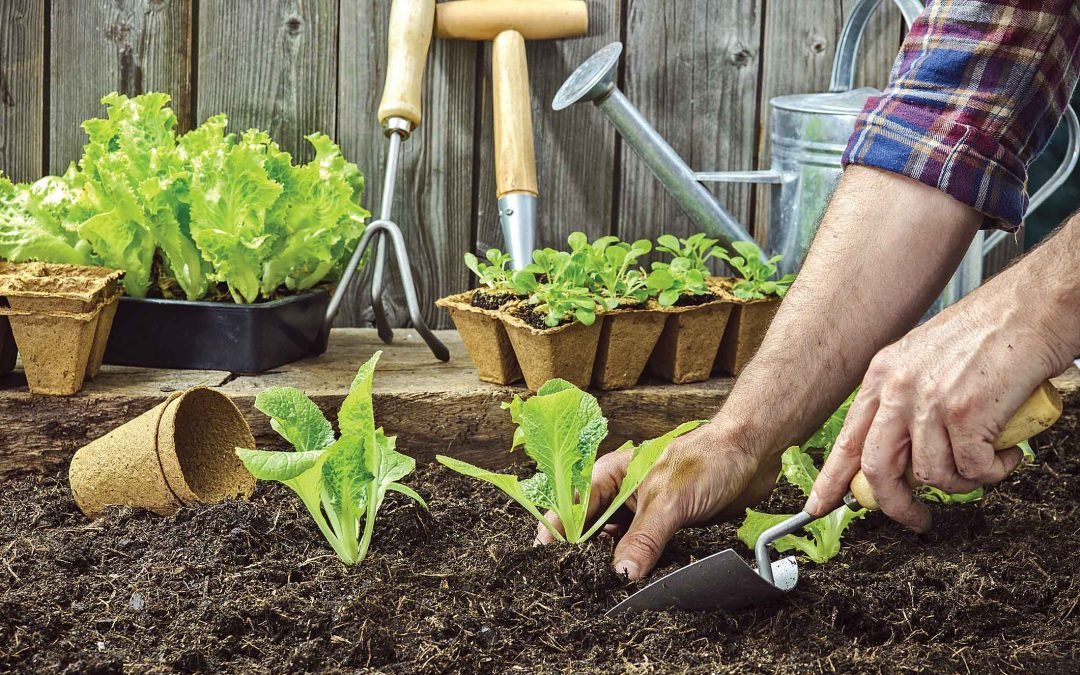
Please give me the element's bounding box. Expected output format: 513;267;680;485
103;290;331;373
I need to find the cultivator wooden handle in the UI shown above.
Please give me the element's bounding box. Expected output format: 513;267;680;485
378;0;436;130
849;380;1063;511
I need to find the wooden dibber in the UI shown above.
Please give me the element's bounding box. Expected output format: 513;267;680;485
849;380;1064;510
435;0;588;267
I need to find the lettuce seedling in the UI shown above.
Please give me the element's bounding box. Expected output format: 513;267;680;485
235;352;425;564
464;248;515;293
646;257;711;307
567;232;652;310
512;247;599;327
654;233;724;271
738;392;865;563
436;379;700;542
717;240;795;300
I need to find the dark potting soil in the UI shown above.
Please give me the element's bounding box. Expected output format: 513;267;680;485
469;290;523;312
3;414;1080;674
514;304;569;331
673;292;719;308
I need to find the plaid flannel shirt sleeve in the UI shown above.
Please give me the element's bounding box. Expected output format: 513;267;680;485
842;0;1080;230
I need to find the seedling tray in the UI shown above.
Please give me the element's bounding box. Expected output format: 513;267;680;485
103;290;330;373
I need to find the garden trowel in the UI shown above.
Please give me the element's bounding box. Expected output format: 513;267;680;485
608;380;1063;616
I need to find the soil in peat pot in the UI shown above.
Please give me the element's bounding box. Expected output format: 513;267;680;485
469;291;524;312
3;411;1080;673
672;292;719;308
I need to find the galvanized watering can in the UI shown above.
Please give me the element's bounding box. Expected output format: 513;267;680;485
554;0;1079;311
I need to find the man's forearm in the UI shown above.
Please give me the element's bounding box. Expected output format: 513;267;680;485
712;166;982;460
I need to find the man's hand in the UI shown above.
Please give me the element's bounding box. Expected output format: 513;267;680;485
534;422;779;579
807;215;1080;530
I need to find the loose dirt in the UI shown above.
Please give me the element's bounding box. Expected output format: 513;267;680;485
2;412;1079;673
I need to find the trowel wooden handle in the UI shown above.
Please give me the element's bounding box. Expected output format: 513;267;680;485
378;0;436;129
849;380;1063;511
492;29;538;198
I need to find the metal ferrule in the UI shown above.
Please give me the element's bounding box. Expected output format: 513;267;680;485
498;193;537;270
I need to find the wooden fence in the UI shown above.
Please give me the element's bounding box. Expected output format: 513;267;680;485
1;0;920;328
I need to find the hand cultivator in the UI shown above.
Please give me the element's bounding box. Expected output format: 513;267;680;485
327;0;449;362
608;380;1063;615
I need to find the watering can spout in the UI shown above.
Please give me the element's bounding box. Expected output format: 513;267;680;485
554;42;760;254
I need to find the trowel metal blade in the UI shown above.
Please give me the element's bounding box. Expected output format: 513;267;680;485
606;549;799;616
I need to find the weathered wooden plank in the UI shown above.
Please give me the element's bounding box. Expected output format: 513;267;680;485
752;0;902;244
48;0;193;174
474;0;622;254
0;367;232;479
196;0;337;163
0;329;736;479
617;0;762;273
0;0;44;182
333;0;475;330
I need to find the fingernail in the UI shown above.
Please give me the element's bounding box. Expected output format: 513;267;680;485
804;489;821;515
533;536;544;547
614;559;640;579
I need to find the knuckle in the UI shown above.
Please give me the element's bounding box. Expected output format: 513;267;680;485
941;399;974;427
860;456;885;481
624;529;666;560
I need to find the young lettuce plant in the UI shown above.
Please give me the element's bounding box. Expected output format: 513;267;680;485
654;233;725;270
567;232;652;310
464;248;515;293
718;240;796;300
737;392;864;563
646;257;711;307
235;352;425;565
436;379;700;542
512;247;599;327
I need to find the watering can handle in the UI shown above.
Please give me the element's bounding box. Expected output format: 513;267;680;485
829;0;923;94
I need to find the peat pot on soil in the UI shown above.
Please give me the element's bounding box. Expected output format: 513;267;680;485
0;262;125;394
647;293;734;384
592;306;667;390
715;295;781;376
501;304;602;392
436;289;522;385
68;387;257;518
103;289;331;373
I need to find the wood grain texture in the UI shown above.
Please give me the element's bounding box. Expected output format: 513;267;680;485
752;0;902;241
197;0;337;163
0;0;44;182
333;0;476;330
48;0;193;174
617;0;763;273
474;0;622;253
0;329;738;479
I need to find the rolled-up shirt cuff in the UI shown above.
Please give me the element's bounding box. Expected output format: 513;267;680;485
842;95;1027;231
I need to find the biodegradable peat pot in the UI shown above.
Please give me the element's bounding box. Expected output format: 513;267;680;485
592;307;667;390
103;290;331;373
0;316;15;376
436;290;522;385
715;297;782;376
647;296;734;384
1;303;104;395
501;308;602;392
69;387;257;518
86;294;121;379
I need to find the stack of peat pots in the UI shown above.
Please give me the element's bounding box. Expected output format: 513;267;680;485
0;262;124;395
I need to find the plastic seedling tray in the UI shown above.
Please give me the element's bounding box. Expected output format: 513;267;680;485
102;290;331;373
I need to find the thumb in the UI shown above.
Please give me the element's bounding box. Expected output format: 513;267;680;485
612;498;681;580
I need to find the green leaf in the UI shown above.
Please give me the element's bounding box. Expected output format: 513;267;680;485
254;387;335;452
437;455;564;542
582;420;702;540
339;351;381;446
738;504;865;564
235;448;324;482
780;445;818;497
321;434;374;516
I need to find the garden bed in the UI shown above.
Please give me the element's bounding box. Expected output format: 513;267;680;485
3;408;1079;673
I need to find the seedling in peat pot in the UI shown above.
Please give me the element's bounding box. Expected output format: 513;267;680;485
235;352;426;564
718;241;796;300
567;232;653;311
512;248;600;327
647;233;725;307
437;379;701;542
464;248;515;294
